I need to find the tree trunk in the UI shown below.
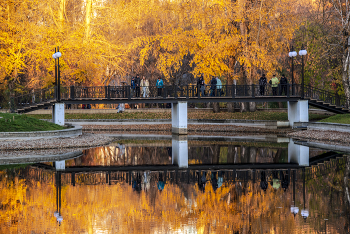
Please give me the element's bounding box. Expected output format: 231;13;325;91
240;102;248;112
342;41;350;108
227;73;235;112
212;102;220;113
85;0;92;41
249;102;256;112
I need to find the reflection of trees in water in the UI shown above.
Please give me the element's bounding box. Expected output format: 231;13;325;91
189;145;287;164
77;146;171;166
1;155;350;233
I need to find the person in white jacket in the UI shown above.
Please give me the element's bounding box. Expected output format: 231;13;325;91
216;77;223;96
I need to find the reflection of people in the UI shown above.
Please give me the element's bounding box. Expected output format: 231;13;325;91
117;143;125;157
211;171;218;191
281;171;289;191
197;171;207;192
271;171;281;190
167;147;172;161
218;171;224;188
132;173;142;192
157;172;165;191
260;171;268;191
142;171;150;192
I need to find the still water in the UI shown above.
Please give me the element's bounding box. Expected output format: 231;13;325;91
0;137;349;233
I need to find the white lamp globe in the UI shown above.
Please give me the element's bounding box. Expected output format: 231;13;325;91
55;52;62;58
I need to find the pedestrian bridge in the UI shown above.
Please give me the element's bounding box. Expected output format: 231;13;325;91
11;84;350;133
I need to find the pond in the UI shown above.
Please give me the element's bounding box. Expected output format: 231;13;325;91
0;136;349;233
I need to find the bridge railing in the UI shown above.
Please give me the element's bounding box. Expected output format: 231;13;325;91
60;84;304;100
304;85;349;109
11;88;56;111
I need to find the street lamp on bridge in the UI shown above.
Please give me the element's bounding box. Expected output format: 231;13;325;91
288;46;297;95
289;45;307;98
299;46;307;99
52;47;62;102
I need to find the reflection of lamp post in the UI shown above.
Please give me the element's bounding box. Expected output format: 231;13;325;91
288;46;297;95
301;168;309;220
54;170;63;225
290;170;299;217
299;46;307;99
52;47;62;102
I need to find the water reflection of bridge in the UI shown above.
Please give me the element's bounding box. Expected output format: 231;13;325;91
29;151;346;187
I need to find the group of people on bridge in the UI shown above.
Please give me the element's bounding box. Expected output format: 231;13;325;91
259;73;289;96
127;72;290;99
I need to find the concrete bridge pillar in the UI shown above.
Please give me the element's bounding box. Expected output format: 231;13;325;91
288;100;309;128
172;101;187;134
52;103;65;126
288;140;309;166
172;135;188;168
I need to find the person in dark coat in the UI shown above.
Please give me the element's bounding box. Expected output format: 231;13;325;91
280;74;288;95
259;74;267;96
210;77;217;97
197;75;205;96
135;74;141;97
131;77;136;97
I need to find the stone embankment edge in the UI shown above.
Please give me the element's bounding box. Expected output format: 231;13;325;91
0;151;83;165
65;119;290;129
0;124;82;139
295;141;350;153
294;122;350;133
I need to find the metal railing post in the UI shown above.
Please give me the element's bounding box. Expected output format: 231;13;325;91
252;84;255;98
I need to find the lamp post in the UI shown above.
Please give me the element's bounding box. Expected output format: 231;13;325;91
52;47;62;102
288;46;297;95
298;46;307;99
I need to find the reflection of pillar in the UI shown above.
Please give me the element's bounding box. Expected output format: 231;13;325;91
172;135;188;168
54;171;63;224
288;140;309;166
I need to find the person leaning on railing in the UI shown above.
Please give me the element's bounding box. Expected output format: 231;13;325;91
269;74;279;96
156;77;164;97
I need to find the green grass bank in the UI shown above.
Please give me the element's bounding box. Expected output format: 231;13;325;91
318;114;350;124
0;113;65;132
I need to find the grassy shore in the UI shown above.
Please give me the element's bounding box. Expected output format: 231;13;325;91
26;111;330;121
318;114;350;124
0;113;65;132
